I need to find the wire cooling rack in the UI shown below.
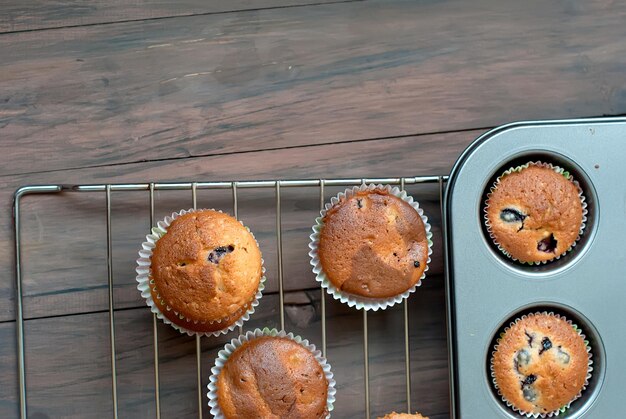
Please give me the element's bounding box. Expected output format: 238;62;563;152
14;176;448;419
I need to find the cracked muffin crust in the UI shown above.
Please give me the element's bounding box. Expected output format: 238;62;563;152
217;336;329;419
485;164;584;263
491;313;590;415
150;210;262;332
378;412;429;419
317;189;429;299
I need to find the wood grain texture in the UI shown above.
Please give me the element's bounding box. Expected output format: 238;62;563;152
3;0;622;416
1;129;475;323
0;0;353;33
2;0;626;176
1;284;449;418
0;322;18;419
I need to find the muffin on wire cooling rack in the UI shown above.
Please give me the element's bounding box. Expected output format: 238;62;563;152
310;184;432;311
208;328;336;419
136;209;265;336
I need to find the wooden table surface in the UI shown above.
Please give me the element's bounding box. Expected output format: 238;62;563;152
2;1;625;418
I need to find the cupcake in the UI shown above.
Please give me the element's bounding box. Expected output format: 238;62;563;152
136;209;264;335
491;312;592;417
209;329;335;419
484;162;586;264
310;184;432;310
378;412;429;419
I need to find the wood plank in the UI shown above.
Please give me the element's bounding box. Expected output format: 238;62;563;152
1;129;473;322
0;322;18;419
2;0;626;176
0;0;351;33
1;283;449;418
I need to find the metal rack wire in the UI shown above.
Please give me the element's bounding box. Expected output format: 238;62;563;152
14;175;447;419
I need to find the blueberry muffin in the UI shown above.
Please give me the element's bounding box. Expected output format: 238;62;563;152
217;336;329;418
491;313;590;415
150;210;262;332
318;188;429;299
378;412;429;419
485;163;584;263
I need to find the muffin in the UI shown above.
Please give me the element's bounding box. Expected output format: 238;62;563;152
491;312;591;416
317;186;430;300
485;162;585;264
378;412;429;419
216;335;329;418
145;209;263;333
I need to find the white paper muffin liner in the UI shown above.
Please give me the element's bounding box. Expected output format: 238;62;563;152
484;161;588;265
207;327;336;418
136;208;266;337
309;183;433;311
490;311;593;418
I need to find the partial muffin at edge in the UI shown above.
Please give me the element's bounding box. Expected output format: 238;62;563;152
217;336;328;419
378;412;429;419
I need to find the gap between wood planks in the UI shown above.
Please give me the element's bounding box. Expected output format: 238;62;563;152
0;285;338;323
0;0;363;35
5;109;625;180
1;276;442;324
3;126;493;179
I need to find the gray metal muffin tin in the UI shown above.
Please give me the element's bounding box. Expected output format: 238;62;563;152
444;118;626;418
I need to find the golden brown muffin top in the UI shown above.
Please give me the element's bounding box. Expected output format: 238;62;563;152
378;412;428;419
492;313;589;415
485;165;583;263
218;336;329;419
318;189;429;298
150;210;262;326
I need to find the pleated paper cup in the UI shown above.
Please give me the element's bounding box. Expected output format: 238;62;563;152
309;183;433;311
484;161;588;265
136;208;266;337
208;328;336;419
490;311;593;418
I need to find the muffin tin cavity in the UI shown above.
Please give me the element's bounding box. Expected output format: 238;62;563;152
480;151;598;274
486;304;605;418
